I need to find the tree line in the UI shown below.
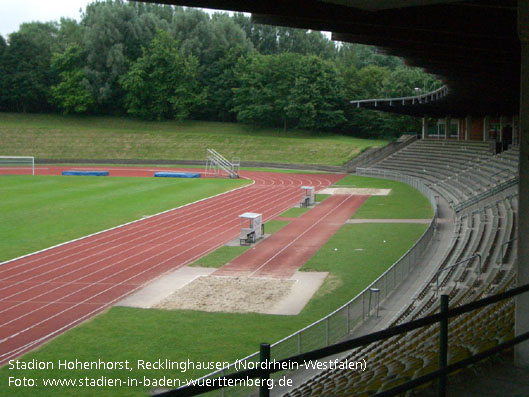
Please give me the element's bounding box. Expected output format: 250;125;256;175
0;0;441;137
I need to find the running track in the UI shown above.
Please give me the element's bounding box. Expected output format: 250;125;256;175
0;166;345;365
214;194;369;278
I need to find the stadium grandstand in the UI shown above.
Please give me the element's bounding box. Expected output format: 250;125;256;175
137;0;529;395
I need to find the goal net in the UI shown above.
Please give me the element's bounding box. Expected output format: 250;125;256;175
0;156;35;175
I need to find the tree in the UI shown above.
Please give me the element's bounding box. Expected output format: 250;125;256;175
233;53;345;131
337;44;402;70
18;21;60;55
233;53;297;129
356;65;391;99
0;35;6;56
0;32;56;112
277;27;336;59
82;0;162;112
51;44;95;114
120;30;205;120
232;14;337;58
286;56;346;130
199;45;251;122
232;14;279;55
57;18;85;49
181;14;254;121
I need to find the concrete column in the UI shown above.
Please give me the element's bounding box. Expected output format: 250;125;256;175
515;0;529;367
500;115;506;142
444;117;450;139
465;115;472;140
512;114;520;145
483;115;490;141
422;117;428;139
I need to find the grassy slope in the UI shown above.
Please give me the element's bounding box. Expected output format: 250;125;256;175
0;175;249;263
0;113;386;166
334;175;433;219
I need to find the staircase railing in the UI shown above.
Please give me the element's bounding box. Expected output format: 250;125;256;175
205;149;239;178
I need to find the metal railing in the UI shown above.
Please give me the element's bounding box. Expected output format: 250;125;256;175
205;149;239;178
501;238;518;268
160;283;529;397
345;135;416;171
454;176;519;213
350;85;448;109
173;169;438;396
489;167;514;182
435;253;481;294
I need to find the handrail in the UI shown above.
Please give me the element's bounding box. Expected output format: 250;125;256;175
501;237;517;268
454;176;518;212
206;149;238;178
435;253;481;293
158;283;529;396
208;149;232;171
208;149;231;169
489;167;513;181
350;85;448;108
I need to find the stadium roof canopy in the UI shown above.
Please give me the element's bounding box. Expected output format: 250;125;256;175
140;0;520;118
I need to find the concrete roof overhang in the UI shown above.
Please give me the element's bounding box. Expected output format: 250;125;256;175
139;0;520;118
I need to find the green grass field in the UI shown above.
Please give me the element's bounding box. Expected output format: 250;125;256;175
0;113;386;166
278;207;309;217
0;171;433;395
0;175;249;263
334;175;433;219
189;246;250;268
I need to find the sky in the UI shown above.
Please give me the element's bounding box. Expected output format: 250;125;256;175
0;0;91;38
0;1;329;40
0;1;238;39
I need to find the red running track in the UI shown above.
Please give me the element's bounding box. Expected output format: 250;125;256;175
214;194;369;279
0;166;345;365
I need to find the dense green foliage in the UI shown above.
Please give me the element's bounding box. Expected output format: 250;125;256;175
120;30;205;120
0;0;441;137
51;45;95;114
233;53;346;130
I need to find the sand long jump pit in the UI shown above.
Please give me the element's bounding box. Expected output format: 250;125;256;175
118;266;327;315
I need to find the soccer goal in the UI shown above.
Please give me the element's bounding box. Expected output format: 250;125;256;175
0;156;35;175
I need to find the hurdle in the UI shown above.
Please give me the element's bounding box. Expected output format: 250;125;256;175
300;186;315;207
239;212;264;245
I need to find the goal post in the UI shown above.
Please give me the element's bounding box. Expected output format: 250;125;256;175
0;156;35;175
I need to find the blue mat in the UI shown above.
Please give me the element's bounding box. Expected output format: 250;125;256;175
154;172;201;178
62;170;109;176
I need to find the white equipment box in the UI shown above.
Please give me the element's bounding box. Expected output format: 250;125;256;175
239;212;263;245
301;186;315;207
